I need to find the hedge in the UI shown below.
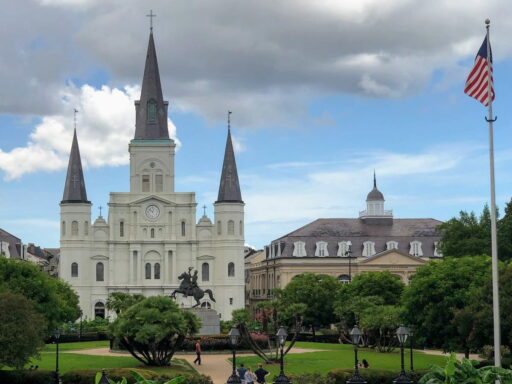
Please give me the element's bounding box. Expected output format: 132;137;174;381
180;334;269;351
46;332;109;344
60;369;213;384
0;370;55;384
284;369;429;384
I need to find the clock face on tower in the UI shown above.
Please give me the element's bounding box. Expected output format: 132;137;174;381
145;205;160;219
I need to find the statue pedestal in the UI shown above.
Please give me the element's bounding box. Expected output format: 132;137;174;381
185;308;220;335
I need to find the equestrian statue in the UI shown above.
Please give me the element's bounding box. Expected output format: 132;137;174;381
170;267;216;308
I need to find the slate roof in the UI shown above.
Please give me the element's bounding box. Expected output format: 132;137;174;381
62;129;90;204
270;218;443;258
134;31;170;140
216;129;243;203
0;228;22;259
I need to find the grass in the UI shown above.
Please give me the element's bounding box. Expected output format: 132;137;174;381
43;340;110;352
236;343;447;376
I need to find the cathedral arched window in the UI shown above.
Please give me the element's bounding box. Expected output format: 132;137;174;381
217;221;222;235
181;221;186;237
71;221;79;236
120;221;124;237
71;262;78;277
228;262;235;277
145;263;151;279
154;263;161;279
61;221;66;236
84;221;89;236
240;221;243;236
95;302;105;319
201;301;212;309
150;228;155;238
96;262;104;282
228;220;235;235
147;99;157;123
155;174;163;192
202;262;210;282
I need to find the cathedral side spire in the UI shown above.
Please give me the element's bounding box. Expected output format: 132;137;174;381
216;112;243;203
134;25;169;140
62;129;90;204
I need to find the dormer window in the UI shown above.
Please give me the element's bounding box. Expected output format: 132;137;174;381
410;241;423;257
362;241;376;257
292;241;306;257
386;241;398;250
147;99;157;122
337;241;352;257
315;241;329;257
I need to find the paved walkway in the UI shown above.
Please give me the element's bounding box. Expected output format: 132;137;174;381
421;349;483;361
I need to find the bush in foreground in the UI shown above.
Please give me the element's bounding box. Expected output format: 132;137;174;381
0;370;55;384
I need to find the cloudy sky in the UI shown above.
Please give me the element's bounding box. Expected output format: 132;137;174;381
1;0;512;249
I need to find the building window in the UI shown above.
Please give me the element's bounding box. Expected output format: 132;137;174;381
150;228;155;238
71;221;79;236
202;262;210;282
145;263;151;279
410;241;423;257
84;221;89;236
181;221;186;237
120;221;124;237
362;241;376;257
228;220;235;235
240;221;243;236
229;298;233;305
217;221;222;235
142;175;150;192
315;241;329;257
155;174;163;192
339;274;351;284
337;241;352;257
387;241;399;250
71;262;78;277
434;241;442;257
228;262;235;277
147;99;157;122
96;262;104;282
292;241;306;257
61;221;66;236
154;263;161;279
201;301;212;309
95;302;105;319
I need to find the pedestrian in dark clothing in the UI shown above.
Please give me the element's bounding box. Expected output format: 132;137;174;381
254;364;269;384
237;363;247;382
193;341;202;365
362;359;370;368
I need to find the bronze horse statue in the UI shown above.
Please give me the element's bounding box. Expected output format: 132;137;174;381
170;270;216;308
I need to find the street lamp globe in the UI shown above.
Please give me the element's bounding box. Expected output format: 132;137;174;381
54;328;61;339
229;326;240;346
396;326;409;346
350;325;363;345
276;326;288;347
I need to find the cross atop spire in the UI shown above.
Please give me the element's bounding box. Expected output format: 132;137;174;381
203;204;207;216
373;170;377;188
228;110;232;131
146;10;156;33
62;128;90;204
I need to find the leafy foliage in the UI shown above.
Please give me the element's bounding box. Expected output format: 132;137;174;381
109;296;200;366
0;257;80;333
401;256;491;351
0;292;47;369
106;292;146;316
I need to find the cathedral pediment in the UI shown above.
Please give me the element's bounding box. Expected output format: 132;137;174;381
359;249;426;266
130;195;177;206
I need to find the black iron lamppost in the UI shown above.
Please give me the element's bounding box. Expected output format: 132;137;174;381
409;329;414;372
345;247;356;282
227;326;242;384
347;325;366;384
54;328;61;384
98;369;110;384
274;326;291;384
394;326;413;384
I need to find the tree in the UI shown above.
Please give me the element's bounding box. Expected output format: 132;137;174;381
110;296;200;366
401;256;491;352
337;271;404;306
498;199;512;262
106;292;146;315
0;257;80;333
279;273;341;335
0;291;47;369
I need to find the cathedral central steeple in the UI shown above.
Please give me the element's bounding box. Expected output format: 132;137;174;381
134;30;169;140
61;129;89;204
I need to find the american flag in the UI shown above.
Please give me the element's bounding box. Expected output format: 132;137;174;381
464;35;494;106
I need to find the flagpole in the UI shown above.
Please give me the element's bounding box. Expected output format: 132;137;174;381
485;18;501;368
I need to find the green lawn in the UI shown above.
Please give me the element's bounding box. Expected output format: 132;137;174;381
237;343;447;375
43;340;110;352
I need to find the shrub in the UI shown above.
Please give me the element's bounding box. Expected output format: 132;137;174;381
328;368;428;384
288;372;334;384
481;345;511;360
157;373;213;384
0;370;55;384
61;368;157;384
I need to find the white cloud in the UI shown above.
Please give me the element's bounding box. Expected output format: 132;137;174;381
231;134;246;154
0;83;179;180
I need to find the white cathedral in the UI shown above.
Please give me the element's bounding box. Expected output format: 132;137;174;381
59;30;245;321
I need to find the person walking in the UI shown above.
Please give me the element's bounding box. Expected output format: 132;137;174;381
193;340;202;365
244;367;255;384
237;362;247;383
254;364;269;384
